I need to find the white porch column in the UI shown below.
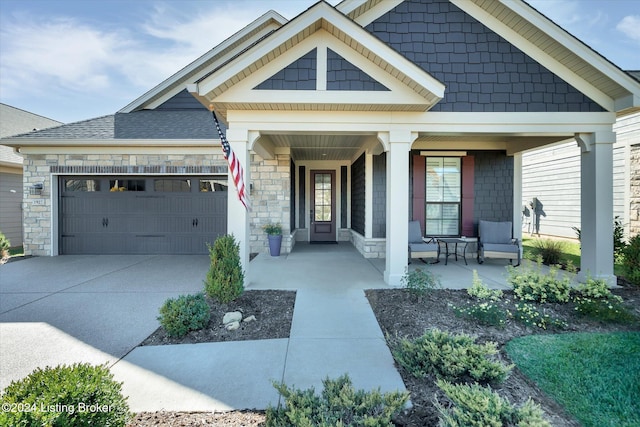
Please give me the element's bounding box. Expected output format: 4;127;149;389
226;127;251;279
512;153;523;253
383;130;415;286
576;131;616;284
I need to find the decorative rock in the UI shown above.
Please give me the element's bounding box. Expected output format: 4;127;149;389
223;311;242;325
225;321;240;331
243;315;256;323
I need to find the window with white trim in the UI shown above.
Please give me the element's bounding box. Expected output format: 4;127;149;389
425;157;461;236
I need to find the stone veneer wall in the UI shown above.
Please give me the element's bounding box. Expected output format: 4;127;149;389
22;153;228;256
349;230;386;258
249;153;294;255
630;145;640;238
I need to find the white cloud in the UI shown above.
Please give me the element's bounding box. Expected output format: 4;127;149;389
0;15;131;96
616;15;640;43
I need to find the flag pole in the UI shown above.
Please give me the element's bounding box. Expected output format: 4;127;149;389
209;105;251;211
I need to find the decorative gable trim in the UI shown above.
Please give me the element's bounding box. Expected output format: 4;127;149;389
119;11;287;113
189;2;444;118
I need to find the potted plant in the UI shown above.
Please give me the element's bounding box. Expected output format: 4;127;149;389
263;223;282;256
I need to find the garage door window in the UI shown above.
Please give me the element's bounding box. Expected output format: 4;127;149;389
64;179;100;192
110;179;145;192
154;179;191;192
200;179;228;192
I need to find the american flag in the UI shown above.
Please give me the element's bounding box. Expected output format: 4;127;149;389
211;111;250;211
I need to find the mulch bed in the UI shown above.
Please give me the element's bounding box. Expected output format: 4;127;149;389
140;290;296;346
366;287;640;427
129;286;639;426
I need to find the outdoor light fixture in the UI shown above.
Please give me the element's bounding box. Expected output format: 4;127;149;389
29;182;44;196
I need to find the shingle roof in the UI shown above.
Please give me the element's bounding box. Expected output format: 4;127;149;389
114;110;218;139
5;109;224;140
7;115;114;139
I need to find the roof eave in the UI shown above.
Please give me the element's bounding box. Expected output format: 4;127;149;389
118;10;288;114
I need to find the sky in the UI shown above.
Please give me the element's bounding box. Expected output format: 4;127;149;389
0;0;639;124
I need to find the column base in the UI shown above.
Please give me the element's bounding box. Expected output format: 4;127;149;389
576;270;617;287
384;271;404;287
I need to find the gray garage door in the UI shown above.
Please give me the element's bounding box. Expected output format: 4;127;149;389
59;176;227;254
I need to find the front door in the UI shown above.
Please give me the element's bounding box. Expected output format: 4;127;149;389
310;170;336;242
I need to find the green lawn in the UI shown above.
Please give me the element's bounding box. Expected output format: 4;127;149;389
521;237;624;277
506;332;640;427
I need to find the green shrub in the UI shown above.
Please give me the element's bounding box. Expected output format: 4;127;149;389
401;267;440;300
265;374;409;427
0;231;10;259
392;329;512;384
435;380;550;427
467;270;503;301
507;258;571;303
0;363;131;427
573;276;636;323
573;216;627;265
532;239;566;265
623;235;640;286
614;216;626;263
204;234;244;303
451;301;507;328
513;302;567;330
158;293;210;338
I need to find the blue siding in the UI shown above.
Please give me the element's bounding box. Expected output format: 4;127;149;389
157;89;207;110
351;154;366;235
372;153;387;238
327;49;389;91
255;49;317;90
473;151;514;227
366;0;603;112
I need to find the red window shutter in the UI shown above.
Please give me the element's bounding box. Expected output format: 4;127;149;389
461;156;475;236
412;155;425;227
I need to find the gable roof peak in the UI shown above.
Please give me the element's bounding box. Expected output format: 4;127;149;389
119;9;288;114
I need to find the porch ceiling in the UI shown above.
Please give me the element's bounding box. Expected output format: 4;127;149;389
257;132;571;161
263;133;373;161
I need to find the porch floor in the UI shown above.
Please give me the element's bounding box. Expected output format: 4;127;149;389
248;241;514;290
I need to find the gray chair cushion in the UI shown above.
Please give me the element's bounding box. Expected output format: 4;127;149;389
479;220;513;244
483;243;519;254
408;220;424;244
409;242;439;253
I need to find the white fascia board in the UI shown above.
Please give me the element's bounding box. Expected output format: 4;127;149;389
350;0;404;26
615;93;640;112
335;0;364;15
195;4;332;97
227;110;616;134
196;2;444;102
451;0;614;111
120;10;287;113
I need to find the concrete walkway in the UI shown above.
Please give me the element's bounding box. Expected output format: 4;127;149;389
112;244;405;411
1;244;513;412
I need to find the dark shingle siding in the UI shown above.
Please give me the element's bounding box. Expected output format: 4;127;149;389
473;151;513;225
327;49;389;91
157;89;208;110
366;0;603;112
255;48;317;90
372;153;387;238
351;153;366;235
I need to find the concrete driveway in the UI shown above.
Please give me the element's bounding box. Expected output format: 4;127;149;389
0;249;407;412
0;255;209;390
